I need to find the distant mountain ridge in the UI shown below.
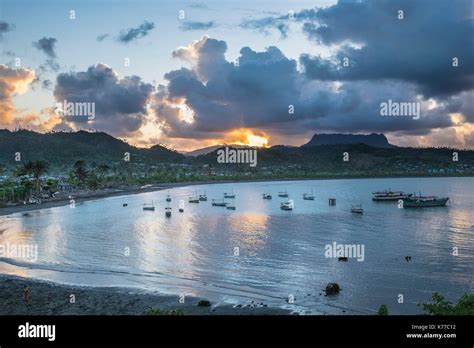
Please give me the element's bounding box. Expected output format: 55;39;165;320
183;144;251;157
0;129;184;167
302;133;395;149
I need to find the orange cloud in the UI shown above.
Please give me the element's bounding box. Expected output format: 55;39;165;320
0;64;36;125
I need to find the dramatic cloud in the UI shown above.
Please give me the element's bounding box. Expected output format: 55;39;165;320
179;21;217;31
152;36;465;146
117;21;155;43
53;64;154;136
0;65;36;125
242;0;474;97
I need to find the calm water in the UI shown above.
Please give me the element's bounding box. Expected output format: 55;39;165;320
0;177;473;314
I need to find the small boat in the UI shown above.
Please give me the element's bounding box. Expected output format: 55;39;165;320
165;205;172;217
179;208;184;213
351;204;364;214
262;193;272;200
226;204;236;210
280;200;293;211
199;191;207;201
224;189;235;199
212;199;227;207
402;194;449;208
188;196;200;203
372;189;413;201
303;189;315;200
166;193;171;202
143;202;155;211
123;203;128;207
278;189;289;198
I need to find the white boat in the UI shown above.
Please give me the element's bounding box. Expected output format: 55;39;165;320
188;196;200;203
351;204;363;214
280;200;293;211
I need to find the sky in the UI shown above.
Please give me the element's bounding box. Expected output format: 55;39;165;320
0;0;473;151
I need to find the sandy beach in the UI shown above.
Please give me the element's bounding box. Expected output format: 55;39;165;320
0;275;292;315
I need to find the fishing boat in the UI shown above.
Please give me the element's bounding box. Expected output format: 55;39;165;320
226;201;236;210
199;191;207;201
165;205;172;217
280;200;293;211
143;202;155;211
278;189;289;198
351;204;364;214
224;189;235;199
188;196;200;203
372;189;413;201
212;199;227;207
262;193;272;200
303;189;315;200
402;194;449;208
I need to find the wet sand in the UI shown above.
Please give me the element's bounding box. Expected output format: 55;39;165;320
0;276;292;315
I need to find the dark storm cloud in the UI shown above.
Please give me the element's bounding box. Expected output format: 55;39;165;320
54;64;154;136
117;21;155;43
179;21;217;31
242;0;474;97
32;37;57;58
0;21;14;38
153;37;455;141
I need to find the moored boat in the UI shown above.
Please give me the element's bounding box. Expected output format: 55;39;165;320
224;189;235;199
212;199;227;207
303;189;315;200
372;189;412;201
165;206;172;217
280;200;293;210
199;191;207;201
262;193;272;200
278;189;289;198
188;196;200;203
402;195;449;208
351;204;364;214
143;202;155;211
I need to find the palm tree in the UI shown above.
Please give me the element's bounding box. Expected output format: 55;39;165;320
21;160;49;193
73;160;88;187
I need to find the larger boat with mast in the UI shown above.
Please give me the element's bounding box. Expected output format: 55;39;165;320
402;194;449;208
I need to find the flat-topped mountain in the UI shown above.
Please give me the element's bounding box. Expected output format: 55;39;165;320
302;133;395;149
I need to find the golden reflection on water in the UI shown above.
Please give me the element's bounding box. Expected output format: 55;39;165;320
228;213;269;257
134;212;198;278
0;217;34;277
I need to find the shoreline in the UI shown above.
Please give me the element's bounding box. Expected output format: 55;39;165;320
0;275;292;315
0;175;471;217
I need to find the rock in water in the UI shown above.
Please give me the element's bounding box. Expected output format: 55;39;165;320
197;299;211;307
325;283;340;295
